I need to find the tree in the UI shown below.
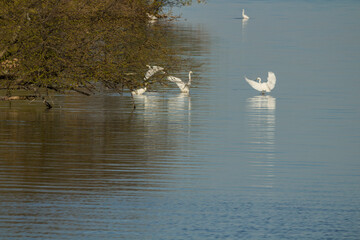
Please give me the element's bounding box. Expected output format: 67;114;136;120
0;0;203;106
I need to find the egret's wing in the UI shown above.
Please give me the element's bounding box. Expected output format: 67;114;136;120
245;77;264;92
145;69;155;80
266;72;276;91
167;76;186;90
152;66;164;72
144;66;164;80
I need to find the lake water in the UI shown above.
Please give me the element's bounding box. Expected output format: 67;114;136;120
1;0;360;239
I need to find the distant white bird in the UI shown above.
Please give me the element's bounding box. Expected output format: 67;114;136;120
167;71;193;93
147;13;157;21
131;65;164;96
242;9;249;20
245;72;276;94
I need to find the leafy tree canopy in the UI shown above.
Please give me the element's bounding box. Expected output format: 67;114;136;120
0;0;205;101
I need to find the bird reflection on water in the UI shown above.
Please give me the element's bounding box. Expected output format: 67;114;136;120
133;93;192;144
246;95;276;188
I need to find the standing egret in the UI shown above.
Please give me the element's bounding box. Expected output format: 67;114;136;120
147;13;158;21
245;72;276;95
167;71;193;93
147;13;157;24
131;85;148;96
242;9;249;20
131;65;164;96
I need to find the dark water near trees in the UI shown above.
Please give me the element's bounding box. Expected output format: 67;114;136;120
1;0;360;239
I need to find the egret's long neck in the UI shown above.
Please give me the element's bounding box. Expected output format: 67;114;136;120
188;72;192;85
242;9;245;15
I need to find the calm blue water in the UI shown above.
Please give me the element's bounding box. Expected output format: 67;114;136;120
1;0;360;239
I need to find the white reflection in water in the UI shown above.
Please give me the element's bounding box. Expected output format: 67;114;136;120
241;19;248;42
247;95;276;110
168;93;192;137
133;93;192;150
246;95;276;188
242;18;248;29
167;93;192;116
134;93;191;117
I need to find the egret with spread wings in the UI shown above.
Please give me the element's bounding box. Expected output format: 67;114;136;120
245;72;276;95
131;65;164;96
167;71;193;93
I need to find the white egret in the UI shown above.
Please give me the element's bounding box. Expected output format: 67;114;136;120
131;86;147;96
131;65;164;96
245;72;276;95
242;9;249;20
167;71;193;93
145;65;164;79
147;13;157;23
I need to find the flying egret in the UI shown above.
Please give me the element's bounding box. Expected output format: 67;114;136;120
167;71;193;93
242;9;249;20
245;72;276;95
131;65;164;96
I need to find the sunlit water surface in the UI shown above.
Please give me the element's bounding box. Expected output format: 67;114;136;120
1;0;360;239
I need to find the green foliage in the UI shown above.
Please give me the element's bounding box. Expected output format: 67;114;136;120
0;0;201;96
